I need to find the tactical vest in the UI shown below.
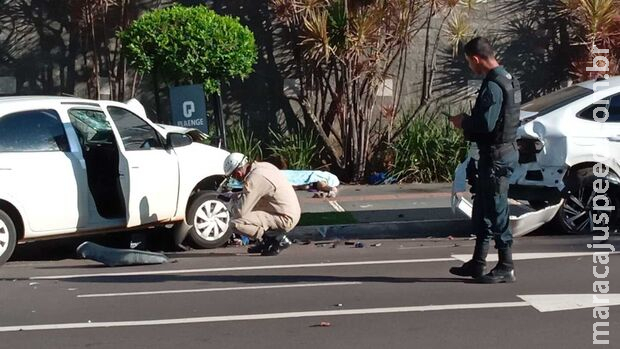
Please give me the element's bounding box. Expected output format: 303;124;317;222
471;69;521;146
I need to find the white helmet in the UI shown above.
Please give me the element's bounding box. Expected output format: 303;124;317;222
223;152;248;176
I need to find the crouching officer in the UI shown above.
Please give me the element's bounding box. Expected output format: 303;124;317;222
222;152;301;256
448;37;520;283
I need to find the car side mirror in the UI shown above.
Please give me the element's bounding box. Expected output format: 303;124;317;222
166;132;192;148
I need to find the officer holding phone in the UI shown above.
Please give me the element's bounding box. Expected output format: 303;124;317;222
447;37;521;284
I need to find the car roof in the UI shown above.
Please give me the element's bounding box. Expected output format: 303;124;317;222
574;76;620;90
0;95;96;103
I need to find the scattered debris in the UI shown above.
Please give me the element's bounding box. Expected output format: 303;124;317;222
315;241;333;247
371;243;382;247
76;241;170;267
334;304;343;307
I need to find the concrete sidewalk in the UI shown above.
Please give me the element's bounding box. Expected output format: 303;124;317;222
289;183;471;241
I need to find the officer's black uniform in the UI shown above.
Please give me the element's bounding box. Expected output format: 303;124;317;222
451;66;521;283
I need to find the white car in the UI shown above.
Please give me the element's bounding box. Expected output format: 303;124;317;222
453;76;620;236
0;96;232;265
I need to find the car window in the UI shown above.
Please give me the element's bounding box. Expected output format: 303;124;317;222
0;109;69;152
608;94;620;122
107;107;163;151
577;94;620;123
522;86;593;113
68;109;116;144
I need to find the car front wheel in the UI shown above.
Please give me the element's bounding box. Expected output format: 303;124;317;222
186;192;232;249
556;168;619;234
0;209;17;266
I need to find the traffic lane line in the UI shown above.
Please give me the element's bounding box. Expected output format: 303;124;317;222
29;258;456;280
28;251;615;281
77;281;362;298
0;301;529;332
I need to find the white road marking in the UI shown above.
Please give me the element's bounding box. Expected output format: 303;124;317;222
77;282;362;298
518;294;620;313
30;258;455;280
4;294;618;332
0;302;529;332
452;252;619;263
328;200;346;212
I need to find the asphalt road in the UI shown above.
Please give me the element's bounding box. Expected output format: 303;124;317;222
1;235;618;348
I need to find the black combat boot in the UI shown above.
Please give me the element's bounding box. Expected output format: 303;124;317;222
261;234;292;256
476;248;516;284
449;240;488;278
247;236;273;254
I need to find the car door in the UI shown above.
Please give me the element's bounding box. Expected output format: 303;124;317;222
0;108;87;235
105;106;180;227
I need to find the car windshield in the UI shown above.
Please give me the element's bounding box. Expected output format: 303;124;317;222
521;86;593;113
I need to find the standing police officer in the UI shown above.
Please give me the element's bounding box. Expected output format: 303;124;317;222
448;37;521;283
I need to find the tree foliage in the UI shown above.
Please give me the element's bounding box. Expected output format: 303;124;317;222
119;5;257;94
270;0;425;182
561;0;620;79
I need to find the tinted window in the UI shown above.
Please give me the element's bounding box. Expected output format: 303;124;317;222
608;94;620;122
577;94;620;123
107;107;163;151
0;109;69;152
522;86;593;113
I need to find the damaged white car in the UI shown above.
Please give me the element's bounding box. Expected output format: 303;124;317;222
453;76;620;236
0;96;231;265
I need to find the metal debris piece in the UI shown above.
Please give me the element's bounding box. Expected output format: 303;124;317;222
76;241;170;267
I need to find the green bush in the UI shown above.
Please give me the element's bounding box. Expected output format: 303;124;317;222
388;115;468;183
267;128;322;170
119;5;257;94
226;123;263;161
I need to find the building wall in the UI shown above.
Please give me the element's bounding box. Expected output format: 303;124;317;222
0;0;573;139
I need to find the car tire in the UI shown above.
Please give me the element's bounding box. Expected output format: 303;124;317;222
186;192;232;249
0;209;17;266
555;168;619;234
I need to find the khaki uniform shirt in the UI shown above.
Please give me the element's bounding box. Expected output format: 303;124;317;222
232;162;301;226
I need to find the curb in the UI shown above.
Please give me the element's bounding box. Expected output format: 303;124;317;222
288;218;472;241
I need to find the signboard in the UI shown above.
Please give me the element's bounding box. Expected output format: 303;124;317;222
169;84;208;133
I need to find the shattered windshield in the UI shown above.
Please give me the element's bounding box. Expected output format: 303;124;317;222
521;86;593;113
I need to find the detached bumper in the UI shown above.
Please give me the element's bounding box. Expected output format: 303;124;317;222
451;158;562;237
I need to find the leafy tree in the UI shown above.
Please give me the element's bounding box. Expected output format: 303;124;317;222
119;4;257;117
561;0;620;79
270;0;426;182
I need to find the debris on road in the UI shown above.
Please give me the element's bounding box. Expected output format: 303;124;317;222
76;241;170;267
371;243;382;247
334;303;343;307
